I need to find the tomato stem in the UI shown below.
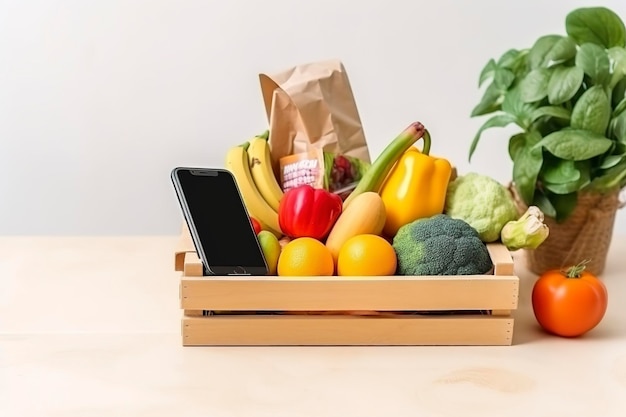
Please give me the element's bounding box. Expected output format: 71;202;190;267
564;259;591;278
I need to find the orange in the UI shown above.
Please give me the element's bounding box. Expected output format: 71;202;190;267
337;234;397;276
277;237;334;276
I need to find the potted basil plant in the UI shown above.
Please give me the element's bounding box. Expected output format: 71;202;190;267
469;6;626;275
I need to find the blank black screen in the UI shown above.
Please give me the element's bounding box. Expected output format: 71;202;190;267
176;169;266;270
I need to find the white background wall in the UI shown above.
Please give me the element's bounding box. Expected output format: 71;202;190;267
1;0;625;235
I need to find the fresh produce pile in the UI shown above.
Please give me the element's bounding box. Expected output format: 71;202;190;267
210;54;609;337
225;121;551;278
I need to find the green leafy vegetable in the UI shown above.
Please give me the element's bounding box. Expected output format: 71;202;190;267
570;86;611;134
565;7;626;48
548;65;585;104
512;132;543;204
542;157;580;184
530;106;571;123
478;59;497;87
470;6;626;222
612;97;626;118
611;111;626;143
502;86;535;128
471;83;504;117
599;154;625;169
520;69;551;103
609;47;626;87
534;129;613;160
525;35;577;70
469;114;518;161
575;43;611;85
548;192;579;222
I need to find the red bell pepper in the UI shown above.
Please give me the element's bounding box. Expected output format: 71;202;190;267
278;184;343;240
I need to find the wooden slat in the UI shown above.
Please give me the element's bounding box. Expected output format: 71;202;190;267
180;274;519;311
181;242;515;278
486;243;514;276
180;235;515;278
182;315;514;346
183;252;204;277
174;222;196;272
183;310;204;317
181;246;202;275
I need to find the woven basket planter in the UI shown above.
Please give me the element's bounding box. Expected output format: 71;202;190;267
510;185;624;276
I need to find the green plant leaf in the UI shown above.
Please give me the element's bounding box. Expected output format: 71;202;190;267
543;163;590;194
519;69;550;102
612;78;626;108
497;49;520;68
508;133;526;161
478;58;497;87
609;46;626;68
547;65;585;105
587;159;626;191
501;86;536;129
609;47;626;88
599;154;625;169
512;131;543;204
534;128;613;160
530;106;572;123
610;111;626;143
570;85;611;134
511;50;531;78
542;157;580;184
547;192;579;222
528;35;563;69
468;113;518;161
566;7;626;48
575;43;611;86
494;68;515;90
532;190;557;219
471;82;504;117
614;97;626;118
546;36;578;65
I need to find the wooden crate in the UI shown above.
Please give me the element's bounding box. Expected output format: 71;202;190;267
173;225;520;346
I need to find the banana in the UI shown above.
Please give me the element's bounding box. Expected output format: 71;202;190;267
225;143;283;237
247;136;284;211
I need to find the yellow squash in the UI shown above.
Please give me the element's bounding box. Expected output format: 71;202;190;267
325;192;386;264
379;137;452;237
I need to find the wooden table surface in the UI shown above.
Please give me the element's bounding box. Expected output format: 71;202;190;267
1;235;625;417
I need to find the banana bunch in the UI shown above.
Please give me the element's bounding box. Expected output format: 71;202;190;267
225;132;284;237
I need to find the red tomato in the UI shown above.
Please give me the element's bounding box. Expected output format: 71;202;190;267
531;261;608;337
250;217;262;235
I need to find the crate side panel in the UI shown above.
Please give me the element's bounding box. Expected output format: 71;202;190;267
182;315;514;346
183;252;204;277
180;275;519;311
179;238;515;278
175;222;196;272
486;243;514;276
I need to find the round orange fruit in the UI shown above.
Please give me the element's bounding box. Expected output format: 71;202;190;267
277;237;334;276
337;234;397;276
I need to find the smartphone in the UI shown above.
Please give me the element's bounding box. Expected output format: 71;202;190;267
170;167;269;276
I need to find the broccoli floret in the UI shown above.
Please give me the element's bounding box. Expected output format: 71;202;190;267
444;172;519;242
392;214;493;276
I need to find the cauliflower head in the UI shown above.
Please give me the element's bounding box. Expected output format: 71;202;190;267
392;214;493;276
444;172;518;242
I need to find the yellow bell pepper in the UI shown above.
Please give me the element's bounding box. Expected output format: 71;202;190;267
379;132;453;237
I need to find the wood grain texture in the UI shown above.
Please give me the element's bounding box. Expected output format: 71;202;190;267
182;315;514;346
180;275;519;311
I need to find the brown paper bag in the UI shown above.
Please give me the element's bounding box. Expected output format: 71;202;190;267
259;59;371;169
